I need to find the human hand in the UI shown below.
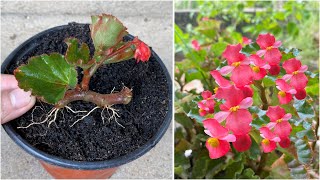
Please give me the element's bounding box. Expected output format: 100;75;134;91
1;74;36;124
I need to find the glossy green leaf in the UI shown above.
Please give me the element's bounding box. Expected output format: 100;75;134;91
64;38;91;69
293;99;315;120
223;157;244;178
247;135;260;160
287;159;309;179
14;53;77;104
90;14;128;50
191;156;209;178
292;137;312;165
262;75;275;87
239;168;260;179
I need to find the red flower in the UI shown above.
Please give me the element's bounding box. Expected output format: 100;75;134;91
249;54;270;80
220;44;253;87
260;127;280;153
268;64;281;76
275;79;296;104
202;17;209;21
256;33;282;65
233;134;252;152
203;119;236;159
133;37;151;62
282;58;308;100
198;90;215;116
214;86;253;135
265;106;292;138
242;36;252;45
191;40;201;51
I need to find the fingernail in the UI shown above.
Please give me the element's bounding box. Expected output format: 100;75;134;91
9;89;32;109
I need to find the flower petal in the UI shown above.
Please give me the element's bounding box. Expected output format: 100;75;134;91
273;40;282;48
290;73;308;90
210;70;231;87
231;65;253;87
276;79;291;92
262;140;277;153
233;134;252;152
269;64;280;75
283;58;302;74
282;113;292;121
264;48;282;65
295;89;307;100
257;33;276;49
203;118;228;138
214;111;230;123
222;44;245;63
278;92;293;104
249;54;266;67
279;136;291;148
201;90;213;99
299;65;308;73
266;106;285;122
226;109;252;135
220;134;236;142
238;97;253;109
253;68;267;80
256;50;266;57
206;139;230;159
282;74;293;81
266;122;277;129
260;127;276;139
274;121;292;138
220;66;235;76
204;130;213;137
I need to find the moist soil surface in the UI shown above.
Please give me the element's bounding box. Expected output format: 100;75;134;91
4;23;169;161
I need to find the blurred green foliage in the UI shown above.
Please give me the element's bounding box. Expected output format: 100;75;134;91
174;1;319;179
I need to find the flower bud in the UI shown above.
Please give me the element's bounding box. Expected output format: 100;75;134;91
133;37;151;62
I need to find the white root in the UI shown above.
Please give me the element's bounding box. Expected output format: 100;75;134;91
65;106;87;113
18;107;60;129
100;105;124;128
70;106;100;127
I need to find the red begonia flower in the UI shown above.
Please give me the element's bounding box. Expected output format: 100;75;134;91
191;40;201;51
275;79;297;104
203;119;236;159
256;33;282;65
279;136;291;148
214;86;253;135
233;134;252;152
268;64;281;75
242;36;252;45
282;58;308;91
210;70;232;88
221;44;253;87
265;106;292;138
249;54;270;80
260;127;280;153
198;90;215;116
295;88;307;100
202;17;209;21
133;37;151;62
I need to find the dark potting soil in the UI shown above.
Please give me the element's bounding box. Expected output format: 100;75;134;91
4;23;169;161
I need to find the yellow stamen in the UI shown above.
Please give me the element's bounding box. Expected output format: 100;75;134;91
252;66;260;73
208;137;220;148
229;106;240;112
278;91;286;97
276;119;282;123
293;71;299;75
266;46;273;51
232;62;241;67
262;138;270;145
214;87;218;94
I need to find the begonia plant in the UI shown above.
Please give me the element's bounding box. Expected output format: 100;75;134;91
14;14;151;127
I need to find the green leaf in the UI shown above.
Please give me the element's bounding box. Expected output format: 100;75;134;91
224;157;244;178
287;159;309;179
247;135;260;160
14;53;77;104
175;113;194;129
262;75;275;87
239;168;260;179
211;42;228;57
287;21;299;37
191;156;209;178
64;38;91;69
90;14;128;51
293;99;315;120
292;137;313;165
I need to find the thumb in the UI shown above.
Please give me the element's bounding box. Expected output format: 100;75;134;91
1;88;36;124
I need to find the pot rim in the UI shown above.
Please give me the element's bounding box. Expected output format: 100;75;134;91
1;23;172;170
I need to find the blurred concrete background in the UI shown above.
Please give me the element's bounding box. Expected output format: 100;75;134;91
1;1;173;179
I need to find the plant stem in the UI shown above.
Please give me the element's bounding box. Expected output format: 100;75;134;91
55;87;132;109
257;153;268;176
253;81;268;110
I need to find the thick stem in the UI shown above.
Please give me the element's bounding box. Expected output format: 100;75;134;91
80;42;136;90
254;81;268;110
55;87;132;109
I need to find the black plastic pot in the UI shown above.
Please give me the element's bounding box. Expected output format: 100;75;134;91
1;24;172;178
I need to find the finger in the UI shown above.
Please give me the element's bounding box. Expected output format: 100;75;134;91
1;88;36;124
1;74;19;90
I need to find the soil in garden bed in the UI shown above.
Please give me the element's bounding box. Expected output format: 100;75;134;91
4;23;169;161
